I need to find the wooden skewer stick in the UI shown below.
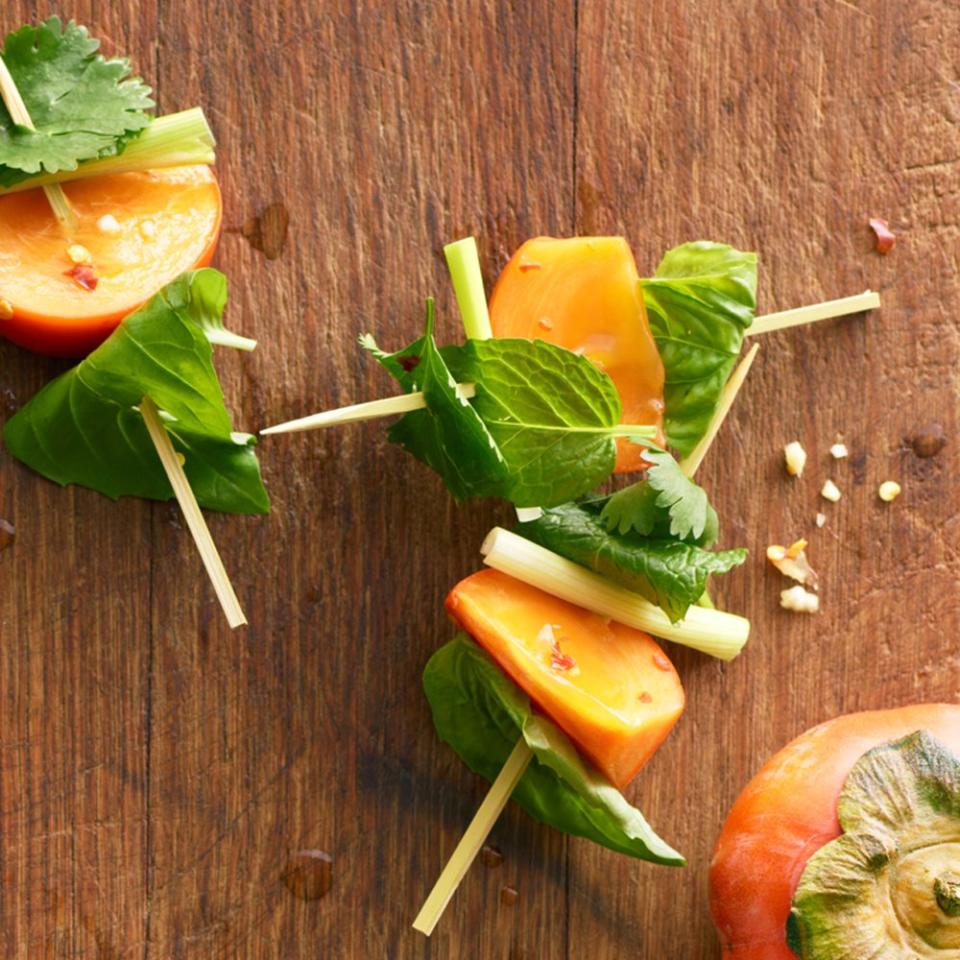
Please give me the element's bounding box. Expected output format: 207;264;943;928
0;55;76;230
140;397;247;629
748;290;879;337
412;738;532;936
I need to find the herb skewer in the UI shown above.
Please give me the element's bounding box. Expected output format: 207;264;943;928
413;240;756;936
0;52;75;229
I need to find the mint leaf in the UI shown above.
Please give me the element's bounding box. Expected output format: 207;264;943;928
642;242;757;456
601;447;718;546
423;634;684;864
365;322;637;508
518;500;745;622
0;17;154;186
3;270;269;514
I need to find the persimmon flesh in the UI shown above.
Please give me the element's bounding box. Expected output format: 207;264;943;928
489;236;665;472
0;165;222;357
446;568;685;789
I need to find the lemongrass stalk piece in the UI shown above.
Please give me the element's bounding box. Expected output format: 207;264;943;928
140;397;246;629
679;344;759;478
748;291;880;337
481;527;750;660
260;384;477;436
444;237;492;340
0;54;75;229
413;739;533;936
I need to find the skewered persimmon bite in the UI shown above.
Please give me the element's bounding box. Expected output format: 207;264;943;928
0;165;222;357
446;569;685;789
489;236;665;472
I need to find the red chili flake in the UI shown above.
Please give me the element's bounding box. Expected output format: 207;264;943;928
519;262;541;273
398;355;420;373
638;691;653;704
652;653;672;672
537;318;554;331
550;638;577;673
65;265;99;291
868;217;896;254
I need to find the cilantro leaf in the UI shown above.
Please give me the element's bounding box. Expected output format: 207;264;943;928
641;242;757;456
601;447;718;546
423;634;684;863
518;500;745;622
0;17;154;186
364;318;636;508
3;270;269;514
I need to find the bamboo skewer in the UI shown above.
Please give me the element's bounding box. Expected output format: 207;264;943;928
140;398;247;629
0;54;76;230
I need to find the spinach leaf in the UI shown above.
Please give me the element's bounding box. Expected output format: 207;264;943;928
424;634;684;864
0;18;154;187
518;500;745;623
363;314;644;508
3;270;269;514
601;446;719;546
641;242;757;457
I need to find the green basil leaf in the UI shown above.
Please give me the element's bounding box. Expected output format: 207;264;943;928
641;242;757;456
3;269;269;514
424;634;684;864
518;500;745;623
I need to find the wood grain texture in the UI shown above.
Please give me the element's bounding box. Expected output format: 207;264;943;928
0;1;958;957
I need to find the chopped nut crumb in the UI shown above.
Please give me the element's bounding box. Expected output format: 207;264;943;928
815;512;827;528
67;243;94;266
878;480;901;502
820;479;841;502
780;585;820;613
0;297;12;321
767;540;818;587
139;220;157;239
829;442;849;459
784;441;807;477
869;217;896;254
97;214;121;234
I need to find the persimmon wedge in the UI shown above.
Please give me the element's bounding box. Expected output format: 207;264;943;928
0;165;222;357
489;236;665;472
445;568;685;789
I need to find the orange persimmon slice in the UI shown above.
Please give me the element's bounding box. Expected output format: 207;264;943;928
446;568;685;789
489;236;665;472
0;165;222;357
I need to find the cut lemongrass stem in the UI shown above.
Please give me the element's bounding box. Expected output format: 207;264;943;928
679;343;759;478
482;527;750;660
444;237;492;340
140;397;246;629
0;54;75;229
749;290;880;337
413;738;533;936
0;108;216;196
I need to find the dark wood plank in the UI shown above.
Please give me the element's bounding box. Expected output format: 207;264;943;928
0;6;158;959
571;2;960;956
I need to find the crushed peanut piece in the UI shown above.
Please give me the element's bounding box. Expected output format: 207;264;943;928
767;540;818;587
829;442;849;459
820;479;841;502
784;441;807;477
67;244;93;266
878;480;901;502
0;297;12;320
140;220;157;239
815;512;827;528
780;585;820;613
97;214;121;234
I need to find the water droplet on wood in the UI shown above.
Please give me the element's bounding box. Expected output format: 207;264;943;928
281;849;333;901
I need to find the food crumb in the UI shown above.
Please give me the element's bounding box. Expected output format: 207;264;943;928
869;217;896;254
815;512;827;528
829;442;849;459
878;480;901;502
780;585;820;613
97;214;121;234
784;441;807;477
820;479;841;503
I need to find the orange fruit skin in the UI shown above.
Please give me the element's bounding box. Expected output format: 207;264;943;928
709;704;960;959
489;236;665;472
445;568;685;789
0;166;222;357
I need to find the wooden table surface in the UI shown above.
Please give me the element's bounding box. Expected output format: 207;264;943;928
2;1;959;957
